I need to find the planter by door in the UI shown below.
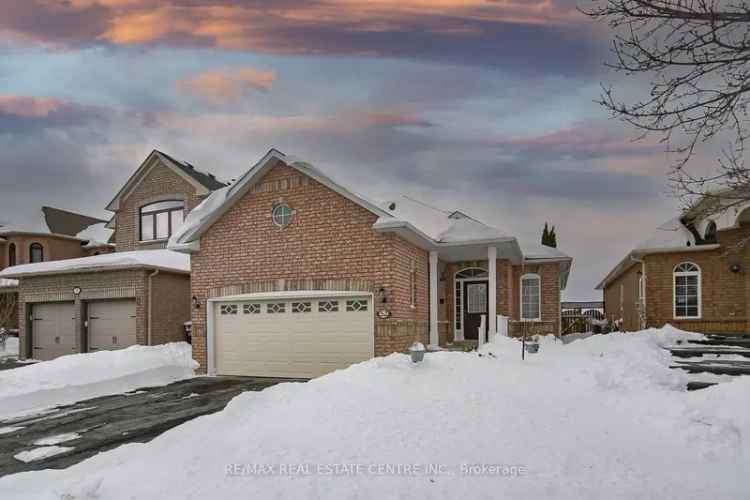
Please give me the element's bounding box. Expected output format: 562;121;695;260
463;281;488;340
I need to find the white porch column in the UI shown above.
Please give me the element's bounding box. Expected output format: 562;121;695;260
488;246;497;339
429;251;439;347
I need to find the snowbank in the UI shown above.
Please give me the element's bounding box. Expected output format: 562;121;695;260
0;343;197;417
0;336;19;360
0;249;189;278
1;327;746;499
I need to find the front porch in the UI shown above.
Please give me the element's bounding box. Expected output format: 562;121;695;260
426;243;563;348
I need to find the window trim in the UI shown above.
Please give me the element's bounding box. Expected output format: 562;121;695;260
272;203;293;228
673;262;701;320
29;242;44;263
520;273;541;321
453;267;489;336
139;200;185;242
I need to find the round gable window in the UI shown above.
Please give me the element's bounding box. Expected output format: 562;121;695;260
272;203;293;227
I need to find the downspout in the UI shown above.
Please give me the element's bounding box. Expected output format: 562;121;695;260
148;269;160;346
630;254;646;329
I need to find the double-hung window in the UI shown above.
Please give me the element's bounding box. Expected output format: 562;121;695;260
520;273;541;321
674;262;700;319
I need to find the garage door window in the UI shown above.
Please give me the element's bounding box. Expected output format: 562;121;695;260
292;302;312;313
243;303;260;314
220;304;238;315
318;300;339;312
267;303;286;314
346;299;368;312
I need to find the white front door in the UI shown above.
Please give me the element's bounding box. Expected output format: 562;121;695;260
32;302;77;361
88;300;137;351
214;296;374;378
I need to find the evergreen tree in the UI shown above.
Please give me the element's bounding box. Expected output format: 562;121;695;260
541;223;550;246
549;226;557;248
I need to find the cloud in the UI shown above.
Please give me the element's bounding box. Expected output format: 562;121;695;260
0;95;108;133
0;95;63;117
494;123;664;162
0;1;602;74
177;67;276;103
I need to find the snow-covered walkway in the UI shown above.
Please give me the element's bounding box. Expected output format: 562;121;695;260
0;327;747;499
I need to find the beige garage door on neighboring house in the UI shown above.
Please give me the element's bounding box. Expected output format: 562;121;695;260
213;294;374;378
87;300;137;352
32;302;77;361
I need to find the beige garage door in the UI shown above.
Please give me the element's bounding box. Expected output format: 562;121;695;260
214;295;374;378
88;300;137;352
32;302;77;361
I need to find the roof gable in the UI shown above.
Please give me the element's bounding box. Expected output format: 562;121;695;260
169;149;390;248
106;150;226;212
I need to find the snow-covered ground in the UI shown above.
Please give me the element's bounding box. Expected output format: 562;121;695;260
0;343;197;418
0;326;747;499
0;336;19;360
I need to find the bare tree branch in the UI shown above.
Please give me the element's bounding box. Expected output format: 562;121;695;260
582;0;750;211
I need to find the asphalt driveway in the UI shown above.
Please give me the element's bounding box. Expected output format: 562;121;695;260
0;376;298;477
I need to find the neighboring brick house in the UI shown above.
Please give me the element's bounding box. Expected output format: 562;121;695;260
169;149;572;378
0;206;116;331
0;150;226;360
597;194;750;334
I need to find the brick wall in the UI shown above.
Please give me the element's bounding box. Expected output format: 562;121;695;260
150;272;191;345
603;261;642;331
512;262;561;336
17;269;148;358
644;233;748;333
115;162;204;251
603;225;750;334
2;235;87;266
189;161;428;370
437;259;563;341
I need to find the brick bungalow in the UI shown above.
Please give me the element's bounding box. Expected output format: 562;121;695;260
597;191;750;334
169;149;572;378
0;150;226;361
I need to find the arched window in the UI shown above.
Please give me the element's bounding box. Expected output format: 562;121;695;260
703;220;717;243
8;243;16;267
455;268;488;280
674;262;700;319
139;200;184;241
29;243;44;263
520;273;541;320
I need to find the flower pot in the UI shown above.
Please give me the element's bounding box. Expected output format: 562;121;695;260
410;350;425;363
525;342;540;354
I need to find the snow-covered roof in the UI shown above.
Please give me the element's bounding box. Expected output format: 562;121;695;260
0;214;50;236
106;150;227;212
169;149;389;251
75;222;114;248
375;196;511;244
0;250;190;278
595;218;714;290
520;242;571;260
634;217;695;251
0;278;18;290
167;149;571;287
0;207;110;246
